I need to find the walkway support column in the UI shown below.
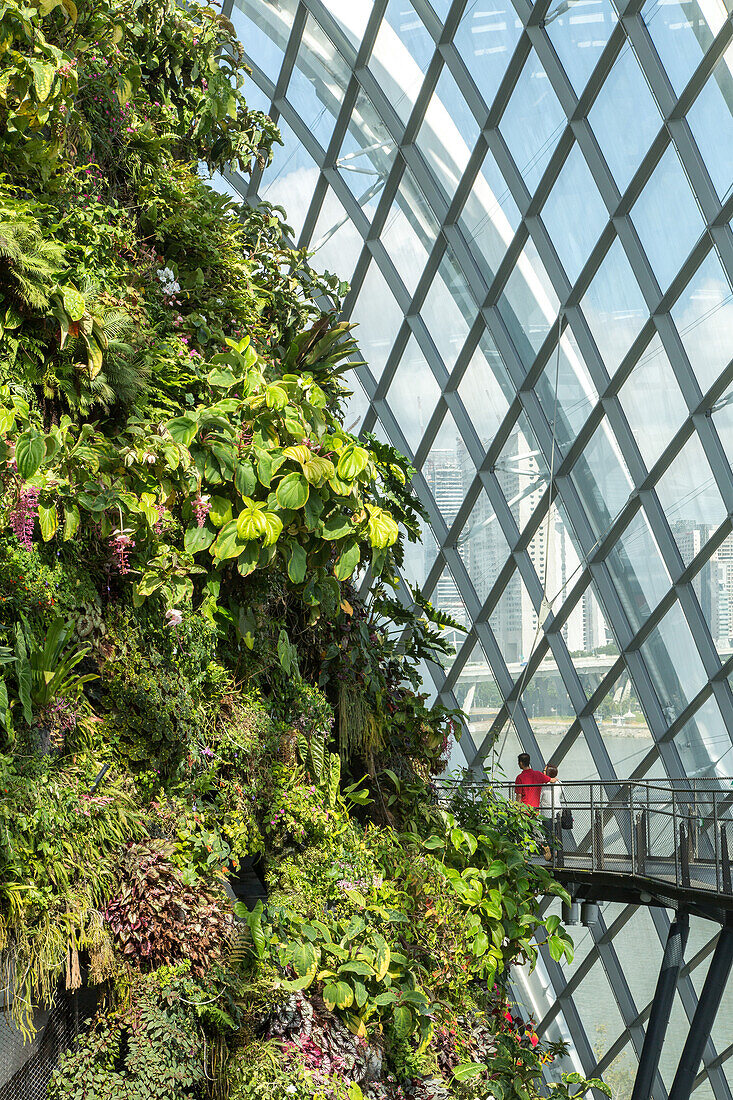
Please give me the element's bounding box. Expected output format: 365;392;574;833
668;919;733;1100
630;911;689;1100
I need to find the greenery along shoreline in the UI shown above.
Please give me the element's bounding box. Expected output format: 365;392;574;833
0;0;606;1097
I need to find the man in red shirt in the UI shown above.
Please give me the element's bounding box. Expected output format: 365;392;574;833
514;753;549;809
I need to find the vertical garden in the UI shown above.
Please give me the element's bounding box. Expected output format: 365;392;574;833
0;2;602;1097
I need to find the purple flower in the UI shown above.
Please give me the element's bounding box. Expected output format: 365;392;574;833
10;487;40;549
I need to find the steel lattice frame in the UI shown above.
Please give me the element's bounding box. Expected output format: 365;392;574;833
221;1;733;1094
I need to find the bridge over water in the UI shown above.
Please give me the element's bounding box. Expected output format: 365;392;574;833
436;779;733;1100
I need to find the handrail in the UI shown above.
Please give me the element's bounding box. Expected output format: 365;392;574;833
433;778;733;901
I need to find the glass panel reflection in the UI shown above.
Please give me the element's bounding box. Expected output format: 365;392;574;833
640;601;707;724
417;66;479;203
499;49;567;194
545;0;619;95
631;144;705;292
541;145;608;285
497;238;561;364
380;166;440;296
371;0;434;125
641;0;728;96
654;431;727;569
457;490;510;605
588;41;663;195
685;46;733;203
384;335;441;452
617;333;688;470
604;509;671;633
453;0;523;111
570;419;634;538
671;248;733;394
580;237;648;375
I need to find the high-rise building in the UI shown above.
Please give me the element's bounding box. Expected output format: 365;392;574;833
222;1;733;1093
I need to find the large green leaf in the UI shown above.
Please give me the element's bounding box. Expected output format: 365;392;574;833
237;505;267;541
167;416;198;446
372;934;391;981
208;495;232;527
393;1005;414;1038
334;541;360;581
262;511;283;546
452;1063;485;1083
61;285;85;321
366;505;399;549
184;524;216;554
214;520;245;560
321;513;352;540
287;542;307;584
276;472;309;510
37;502;57;541
337;444;369;480
28;59;56;102
323;981;353;1010
63;504;79;541
234;460;257;498
15;429;45;479
265;383;288;409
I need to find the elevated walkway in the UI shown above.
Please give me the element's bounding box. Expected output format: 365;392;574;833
436;778;733;918
435;778;733;1100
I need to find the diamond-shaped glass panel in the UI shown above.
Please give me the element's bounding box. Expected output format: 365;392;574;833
604;509;672;633
381;166;440;296
456;336;512;448
541;145;608;285
545;0;618;96
231;0;296;81
259;117;320;241
671;248;733;394
421;255;475;371
631;145;705;292
593;668;657;778
580;237;648;375
490;567;534;667
458;490;510;606
371;0;434;126
570;418;634;538
499;49;567;194
640;601;707;724
588;41;663;195
453;1;523;111
496;412;550;534
534;325;598;453
384;335;441;453
672;694;733;778
308;187;364;281
287;14;349;152
641;0;728;96
686;47;733;203
617;333;688;470
497;238;561;364
417;67;479;203
348;261;403;382
457;146;521;283
337;86;396;203
655;431;727;568
455;639;504;744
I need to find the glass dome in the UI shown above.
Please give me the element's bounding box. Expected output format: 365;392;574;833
222;2;733;1093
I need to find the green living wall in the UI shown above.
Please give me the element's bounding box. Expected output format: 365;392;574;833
0;2;606;1098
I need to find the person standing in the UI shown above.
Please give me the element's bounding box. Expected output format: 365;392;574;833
514;754;549;810
539;765;566;862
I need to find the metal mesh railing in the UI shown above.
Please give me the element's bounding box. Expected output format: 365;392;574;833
0;990;94;1100
434;778;733;898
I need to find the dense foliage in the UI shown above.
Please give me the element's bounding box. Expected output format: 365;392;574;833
0;2;608;1098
